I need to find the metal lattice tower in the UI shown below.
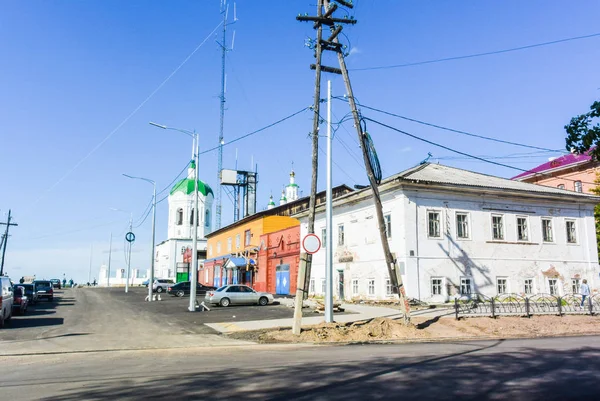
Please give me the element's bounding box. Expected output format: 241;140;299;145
216;2;229;230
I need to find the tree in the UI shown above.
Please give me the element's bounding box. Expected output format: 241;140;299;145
589;172;600;262
565;100;600;158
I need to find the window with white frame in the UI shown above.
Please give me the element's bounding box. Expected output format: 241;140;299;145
321;279;326;294
384;214;392;239
309;279;315;294
321;228;326;248
497;277;508;294
352;279;358;295
524;278;533;295
244;230;251;246
385;279;393;295
431;278;443;295
216;241;221;254
368;279;375;296
542;218;553;242
456;213;469;239
460;277;472;295
235;234;241;249
338;224;345;246
205;269;209;283
208;245;212;257
227;237;232;252
491;214;504;240
572;278;581;294
566;220;577;243
517;216;529;241
574;181;583;193
427;211;441;238
548;278;558;295
557;184;565;190
176;208;183;225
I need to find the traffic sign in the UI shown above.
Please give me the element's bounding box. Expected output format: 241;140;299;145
125;232;136;243
302;233;321;254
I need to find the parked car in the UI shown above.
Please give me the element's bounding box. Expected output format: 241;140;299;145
142;279;150;287
18;283;38;305
33;280;54;301
152;279;175;293
50;279;61;289
0;276;14;327
12;286;29;315
205;284;274;307
167;281;216;297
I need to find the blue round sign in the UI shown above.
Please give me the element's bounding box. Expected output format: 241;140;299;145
125;232;136;243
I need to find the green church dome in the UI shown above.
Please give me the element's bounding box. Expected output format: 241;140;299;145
170;160;213;197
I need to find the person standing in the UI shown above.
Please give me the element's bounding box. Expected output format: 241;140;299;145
580;279;591;308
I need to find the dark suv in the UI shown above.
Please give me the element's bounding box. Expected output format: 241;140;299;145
50;279;61;289
33;280;54;301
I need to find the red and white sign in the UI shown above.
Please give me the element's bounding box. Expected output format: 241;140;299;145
302;233;321;254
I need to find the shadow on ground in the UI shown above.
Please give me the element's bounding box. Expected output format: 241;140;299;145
40;341;600;400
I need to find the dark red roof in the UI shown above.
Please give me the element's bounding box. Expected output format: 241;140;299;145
512;151;593;180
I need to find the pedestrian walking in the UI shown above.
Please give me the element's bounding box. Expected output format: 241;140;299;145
580;279;591;307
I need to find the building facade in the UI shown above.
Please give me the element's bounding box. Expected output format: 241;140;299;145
256;226;301;295
296;163;599;302
513;151;599;194
154;160;214;282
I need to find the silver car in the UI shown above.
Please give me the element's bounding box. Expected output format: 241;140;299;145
152;279;175;293
205;284;274;307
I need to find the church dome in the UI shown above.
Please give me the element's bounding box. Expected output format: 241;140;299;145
170;179;213;197
170;160;214;197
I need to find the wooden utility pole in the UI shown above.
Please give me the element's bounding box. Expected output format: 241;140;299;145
0;209;18;276
292;0;325;335
295;0;411;326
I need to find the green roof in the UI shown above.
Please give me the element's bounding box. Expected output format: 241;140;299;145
170;178;213;197
286;183;299;188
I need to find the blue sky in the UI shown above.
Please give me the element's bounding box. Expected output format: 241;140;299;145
1;0;599;282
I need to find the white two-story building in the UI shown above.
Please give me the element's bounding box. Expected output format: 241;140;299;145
296;163;599;302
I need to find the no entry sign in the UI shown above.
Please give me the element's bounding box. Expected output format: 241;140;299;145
302;233;321;254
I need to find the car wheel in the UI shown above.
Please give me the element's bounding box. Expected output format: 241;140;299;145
176;290;184;297
220;298;230;307
156;287;163;293
0;313;4;328
259;297;268;306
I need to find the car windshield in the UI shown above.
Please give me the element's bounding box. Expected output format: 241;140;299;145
216;286;227;292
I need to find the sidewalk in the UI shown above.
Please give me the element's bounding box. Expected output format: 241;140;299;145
205;303;454;333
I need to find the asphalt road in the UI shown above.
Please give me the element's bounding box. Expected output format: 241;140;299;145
2;336;600;400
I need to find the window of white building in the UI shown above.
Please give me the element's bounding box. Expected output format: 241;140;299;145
427;211;441;238
368;279;375;296
385;279;393;296
517;216;529;241
566;220;577;244
456;213;469;239
497;277;508;294
542;218;553;242
321;228;326;248
524;279;534;295
548;278;558;295
176;208;183;225
352;279;359;295
309;279;315;294
321;279;326;294
491;214;504;240
338;224;345;246
384;214;392;239
572;278;581;294
431;278;443;295
460;277;472;295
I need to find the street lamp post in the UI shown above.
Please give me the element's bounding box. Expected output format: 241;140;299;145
149;122;199;312
110;208;133;293
123;174;156;302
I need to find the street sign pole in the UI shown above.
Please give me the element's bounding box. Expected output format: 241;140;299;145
125;214;133;294
325;80;334;323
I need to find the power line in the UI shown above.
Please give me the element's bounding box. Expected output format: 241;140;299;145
338;99;563;153
199;107;309;155
31;20;224;207
351;32;600;71
157;161;191;196
363;117;599;186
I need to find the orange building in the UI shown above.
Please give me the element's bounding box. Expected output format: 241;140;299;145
256;226;301;294
513;151;599;194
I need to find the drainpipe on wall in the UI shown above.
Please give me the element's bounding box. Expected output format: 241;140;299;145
581;204;594;289
415;199;421;301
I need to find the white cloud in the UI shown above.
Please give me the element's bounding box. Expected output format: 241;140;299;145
400;147;412;153
348;47;361;57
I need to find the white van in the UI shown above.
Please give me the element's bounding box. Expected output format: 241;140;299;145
0;276;14;328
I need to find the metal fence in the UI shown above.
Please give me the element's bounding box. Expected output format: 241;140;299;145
454;293;600;319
